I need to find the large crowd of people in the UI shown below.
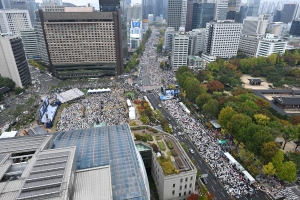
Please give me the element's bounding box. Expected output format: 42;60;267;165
162;99;257;198
56;89;127;131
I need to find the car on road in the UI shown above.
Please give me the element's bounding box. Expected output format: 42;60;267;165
189;148;195;154
167;117;171;121
158;104;161;108
201;177;208;185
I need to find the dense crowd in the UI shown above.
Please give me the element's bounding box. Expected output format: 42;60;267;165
162;99;257;198
56;89;127;131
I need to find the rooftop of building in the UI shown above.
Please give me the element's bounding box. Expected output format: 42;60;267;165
273;96;300;105
0;124;149;200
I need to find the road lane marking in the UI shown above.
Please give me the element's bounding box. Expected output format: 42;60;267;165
221;192;225;197
213;180;217;185
211;186;215;191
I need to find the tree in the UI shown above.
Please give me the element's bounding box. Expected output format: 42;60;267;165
272;150;284;169
260;141;281;164
263;162;276;176
282;125;298;150
238;149;254;164
187;194;199;200
196;93;212;108
227;113;252;137
218;106;236;130
202;99;219;118
168;84;176;89
0;76;15;90
125;66;131;73
206;80;224;92
276;161;297;182
254;114;270;126
255;98;270;110
291;115;300;125
247;129;274;155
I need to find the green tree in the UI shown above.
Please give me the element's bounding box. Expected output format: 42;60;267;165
218;106;236;130
254;114;270;126
272;150;284;169
202;99;219;118
125;66;131;73
247;129;274;155
263;162;276;176
0;76;16;89
276;161;297;182
238;149;254;163
282;125;299;150
196;93;212;108
260;141;281;164
227;113;252;137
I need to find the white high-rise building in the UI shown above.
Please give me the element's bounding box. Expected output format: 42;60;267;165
256;34;287;57
204;20;242;59
130;20;143;50
214;0;228;20
242;14;269;35
0;10;32;36
167;0;187;31
0;35;31;88
20;28;39;59
171;28;189;70
165;27;177;52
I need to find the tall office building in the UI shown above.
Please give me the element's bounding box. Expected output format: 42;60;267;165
290;19;300;36
40;4;65;12
192;1;215;29
0;0;10;9
9;0;37;25
167;0;187;31
235;3;248;23
127;3;142;24
185;0;194;31
214;0;228;20
280;2;299;24
0;35;31;88
171;28;189;69
20;28;39;59
273;10;281;22
188;28;206;56
142;0;154;19
242;14;269;35
0;10;32;36
246;0;260;17
165;27;177;52
42;0;62;6
276;1;284;11
39;9;124;79
256;34;287;57
227;0;241;20
204;20;242;59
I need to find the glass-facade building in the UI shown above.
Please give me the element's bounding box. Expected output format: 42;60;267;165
290;20;300;37
246;0;260;16
192;2;215;29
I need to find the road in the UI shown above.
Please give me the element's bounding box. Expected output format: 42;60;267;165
147;92;270;200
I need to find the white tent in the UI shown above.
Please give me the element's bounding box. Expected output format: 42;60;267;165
129;106;136;120
127;99;132;107
87;88;111;94
224;152;238;164
0;131;17;139
242;171;255;184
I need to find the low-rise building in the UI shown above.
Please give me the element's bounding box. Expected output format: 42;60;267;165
256;34;287;57
188;55;204;69
201;53;217;64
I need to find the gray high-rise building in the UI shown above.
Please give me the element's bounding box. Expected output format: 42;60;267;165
214;0;228;20
167;0;187;31
9;0;37;25
280;2;299;24
247;0;260;17
185;0;193;31
192;1;215;29
142;0;154;19
0;0;10;9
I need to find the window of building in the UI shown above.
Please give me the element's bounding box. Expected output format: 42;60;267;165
180;186;182;190
173;184;175;187
172;190;175;195
179;193;181;197
185;177;188;182
190;176;193;181
184;192;186;196
180;178;183;183
185;184;187;189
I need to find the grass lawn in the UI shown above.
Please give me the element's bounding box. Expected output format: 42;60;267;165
157;141;166;151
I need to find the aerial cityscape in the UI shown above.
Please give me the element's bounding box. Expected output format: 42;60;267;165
0;0;300;199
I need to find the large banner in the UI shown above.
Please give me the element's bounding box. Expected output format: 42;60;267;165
39;97;49;117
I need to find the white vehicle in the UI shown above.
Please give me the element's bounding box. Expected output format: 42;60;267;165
189;149;195;154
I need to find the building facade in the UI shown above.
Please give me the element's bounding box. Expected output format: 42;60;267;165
204;20;242;59
165;27;177;52
40;10;124;79
0;10;32;36
238;34;261;56
256;34;287;57
0;35;31;88
242;14;269;35
35;10;49;65
192;1;215;29
171;31;189;70
9;0;37;25
280;3;299;24
246;0;260;17
130;20;143;50
290;19;300;37
214;0;228;20
167;0;187;31
20;28;39;59
185;0;194;31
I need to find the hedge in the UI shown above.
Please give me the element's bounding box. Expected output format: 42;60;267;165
157;141;166;151
166;141;173;149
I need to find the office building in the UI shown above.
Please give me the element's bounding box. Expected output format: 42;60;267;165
0;0;10;9
142;19;149;32
130;20;143;50
185;0;194;31
204;20;242;59
269;22;284;37
39;10;124;79
167;0;187;31
0;35;31;88
246;0;260;17
235;3;248;23
127;3;142;25
171;28;189;70
239;34;262;56
42;0;62;6
148;13;154;24
214;0;228;20
35;10;49;65
290;19;300;37
0;124;150;200
20;28;39;59
40;4;65;12
242;14;269;35
191;28;206;56
192;1;215;29
0;10;32;36
9;0;37;25
276;1;284;11
201;53;217;64
256;34;287;57
165;27;177;52
142;0;154;19
273;10;281;22
227;0;241;20
280;2;299;24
